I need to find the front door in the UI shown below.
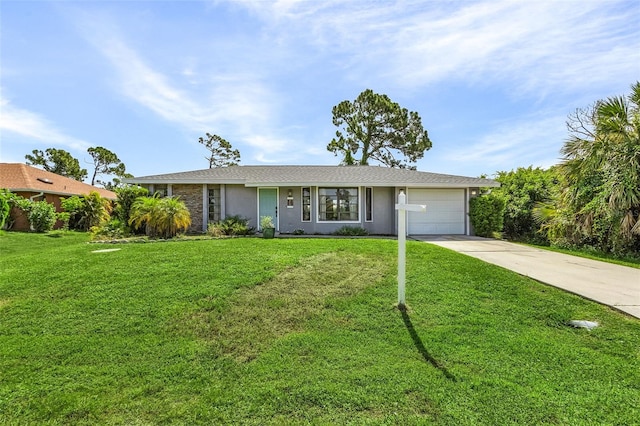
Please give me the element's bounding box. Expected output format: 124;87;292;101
258;188;278;230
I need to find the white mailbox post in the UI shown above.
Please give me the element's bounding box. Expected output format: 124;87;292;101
395;189;426;309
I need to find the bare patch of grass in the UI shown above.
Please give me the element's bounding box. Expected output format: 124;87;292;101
189;252;387;362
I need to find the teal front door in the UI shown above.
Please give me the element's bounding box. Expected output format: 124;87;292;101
258;188;278;230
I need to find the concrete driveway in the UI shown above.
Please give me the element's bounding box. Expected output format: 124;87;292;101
413;236;640;319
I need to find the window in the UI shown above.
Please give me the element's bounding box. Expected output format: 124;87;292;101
302;187;311;222
154;184;168;198
365;187;373;222
208;186;221;222
318;188;358;221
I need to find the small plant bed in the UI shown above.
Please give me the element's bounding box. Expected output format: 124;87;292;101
1;232;638;424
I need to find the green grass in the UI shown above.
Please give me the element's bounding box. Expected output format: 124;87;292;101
523;242;640;269
1;232;639;425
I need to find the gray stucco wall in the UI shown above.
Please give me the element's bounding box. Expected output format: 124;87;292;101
141;183;399;235
224;185;258;230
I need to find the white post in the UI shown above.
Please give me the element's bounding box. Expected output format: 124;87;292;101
397;190;407;308
395;190;426;310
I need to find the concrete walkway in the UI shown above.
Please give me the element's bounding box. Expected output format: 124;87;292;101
413;236;640;319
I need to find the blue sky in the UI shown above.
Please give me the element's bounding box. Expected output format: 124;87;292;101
1;0;639;181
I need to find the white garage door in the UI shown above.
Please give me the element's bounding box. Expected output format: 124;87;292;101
407;189;465;235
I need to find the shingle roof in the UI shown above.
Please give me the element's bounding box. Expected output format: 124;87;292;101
125;165;499;188
0;163;117;199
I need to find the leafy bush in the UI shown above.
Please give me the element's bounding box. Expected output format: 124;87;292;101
0;189;14;229
207;215;254;236
90;219;130;240
78;191;112;231
114;186;149;229
60;195;85;230
27;201;57;232
56;212;71;231
494;166;558;242
469;194;506;237
333;226;369;236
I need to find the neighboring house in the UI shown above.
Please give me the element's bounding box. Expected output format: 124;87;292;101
0;163;117;231
125;165;499;236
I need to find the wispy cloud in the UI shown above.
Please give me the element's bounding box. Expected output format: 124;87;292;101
229;0;639;97
0;96;91;152
71;9;294;160
442;114;566;175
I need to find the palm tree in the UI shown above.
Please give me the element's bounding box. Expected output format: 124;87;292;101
128;195;191;238
155;197;191;238
558;82;640;251
129;195;161;237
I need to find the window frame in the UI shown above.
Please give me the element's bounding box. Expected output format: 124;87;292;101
301;187;311;222
365;187;373;222
207;185;221;223
317;187;360;222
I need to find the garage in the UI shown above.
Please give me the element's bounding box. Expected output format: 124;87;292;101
407;188;466;235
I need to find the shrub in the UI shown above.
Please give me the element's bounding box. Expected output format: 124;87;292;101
90;219;130;240
469;194;506;237
207;222;225;238
0;189;14;229
333;226;369;236
78;191;112;231
207;215;254;236
56;211;71;231
129;196;191;239
60;195;84;230
115;186;149;229
27;200;57;232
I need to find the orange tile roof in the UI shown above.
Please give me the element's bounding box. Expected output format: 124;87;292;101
0;163;117;200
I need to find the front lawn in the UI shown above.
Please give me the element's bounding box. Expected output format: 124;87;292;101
1;232;638;424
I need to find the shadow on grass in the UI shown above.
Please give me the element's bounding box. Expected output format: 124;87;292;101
400;309;456;381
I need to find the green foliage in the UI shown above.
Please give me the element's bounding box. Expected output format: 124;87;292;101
469;194;506;237
90;219;130;240
114;185;149;231
60;195;85;230
77;191;112;231
260;215;274;229
24;148;87;181
494;166;558;242
207;215;255;236
198;133;241;168
552;82;640;255
129;196;191;239
332;225;369;236
327;89;432;168
56;211;71;231
26;200;57;232
0;189;13;229
87;146;129;187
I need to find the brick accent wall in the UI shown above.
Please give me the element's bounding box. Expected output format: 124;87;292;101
172;184;203;233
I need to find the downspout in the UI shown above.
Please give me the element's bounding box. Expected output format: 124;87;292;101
30;192;44;201
28;192;45;231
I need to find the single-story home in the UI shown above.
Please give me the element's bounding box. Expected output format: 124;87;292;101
0;163;117;231
125;165;499;236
